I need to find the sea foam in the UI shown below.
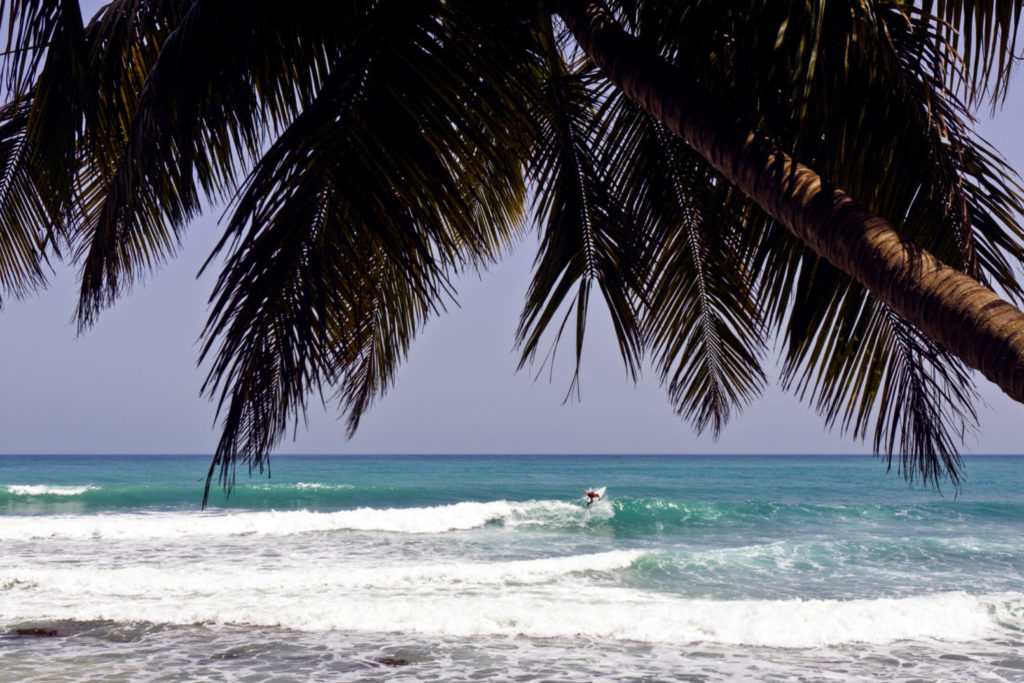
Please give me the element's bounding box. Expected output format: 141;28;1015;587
0;499;585;540
1;555;1016;647
0;550;642;595
4;485;97;496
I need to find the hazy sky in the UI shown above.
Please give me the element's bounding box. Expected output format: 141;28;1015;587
1;12;1022;457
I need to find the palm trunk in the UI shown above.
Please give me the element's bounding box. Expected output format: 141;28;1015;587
554;0;1024;405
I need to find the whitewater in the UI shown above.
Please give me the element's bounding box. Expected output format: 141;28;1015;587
2;454;1023;681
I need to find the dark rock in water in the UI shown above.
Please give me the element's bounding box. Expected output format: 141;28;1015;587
15;628;59;637
210;644;263;660
375;657;411;667
993;658;1024;671
939;654;973;662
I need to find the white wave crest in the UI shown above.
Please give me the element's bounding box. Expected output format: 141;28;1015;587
0;499;586;540
252;482;356;491
5;485;97;497
0;556;1017;647
0;550;641;596
294;482;355;490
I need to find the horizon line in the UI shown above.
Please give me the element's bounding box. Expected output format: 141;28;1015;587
2;452;1022;457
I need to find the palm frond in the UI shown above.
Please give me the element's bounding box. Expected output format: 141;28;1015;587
0;0;68;98
776;264;978;490
755;2;1015;485
0;96;56;303
200;0;533;502
518;19;643;395
922;0;1024;106
587;0;1022;485
597;87;766;436
874;313;977;489
1;0;89;251
73;0;366;328
0;0;101;304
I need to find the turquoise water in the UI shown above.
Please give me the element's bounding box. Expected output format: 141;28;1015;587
2;454;1023;681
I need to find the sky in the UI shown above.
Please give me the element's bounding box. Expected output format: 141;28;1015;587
0;14;1022;457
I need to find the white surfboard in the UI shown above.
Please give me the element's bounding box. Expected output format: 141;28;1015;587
581;486;606;503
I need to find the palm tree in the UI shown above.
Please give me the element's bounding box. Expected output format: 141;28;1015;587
0;0;1022;502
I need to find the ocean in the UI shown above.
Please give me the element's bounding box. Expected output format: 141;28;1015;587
1;454;1022;681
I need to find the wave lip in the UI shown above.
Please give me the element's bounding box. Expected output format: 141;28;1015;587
0;499;586;540
4;485;97;497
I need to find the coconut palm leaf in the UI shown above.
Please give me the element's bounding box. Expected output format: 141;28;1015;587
517;21;644;394
0;0;72;98
923;0;1024;105
0;0;111;305
874;313;978;488
72;0;370;328
595;86;766;436
776;258;979;489
0;0;88;249
557;0;1024;485
200;1;534;500
752;2;1021;479
0;96;54;303
0;0;190;307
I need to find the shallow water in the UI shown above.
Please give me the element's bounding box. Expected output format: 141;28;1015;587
2;454;1023;681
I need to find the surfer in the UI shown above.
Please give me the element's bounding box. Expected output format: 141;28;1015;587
580;488;601;506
